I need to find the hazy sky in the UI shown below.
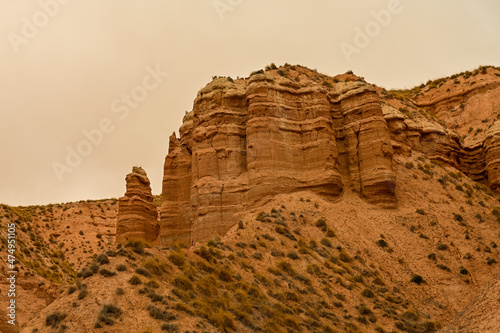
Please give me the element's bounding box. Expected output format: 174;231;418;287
1;0;499;206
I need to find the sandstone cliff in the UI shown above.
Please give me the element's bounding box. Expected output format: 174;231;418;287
159;66;397;245
115;64;500;247
380;66;500;187
116;166;159;244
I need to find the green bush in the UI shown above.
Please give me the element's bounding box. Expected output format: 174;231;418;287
125;240;150;255
148;304;176;321
116;264;127;272
128;275;142;285
135;267;152;277
361;288;375;298
256;212;268;222
410;274;424;285
437;243;448;250
377;239;388;248
45;312;66;327
326;229;335;237
315;218;327;230
161;323;179;332
96;254;109;265
99;268;116;277
89;263;99;274
167;252;185;267
320;238;332;248
172;276;193;291
95;304;122;327
77;289;88;300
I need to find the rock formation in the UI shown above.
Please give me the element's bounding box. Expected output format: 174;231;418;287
116;166;159;244
114;64;500;247
330;83;395;204
380;66;500;186
159;68;397;246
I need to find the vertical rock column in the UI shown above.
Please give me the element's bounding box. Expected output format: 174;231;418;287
159;133;193;245
245;73;343;204
330;83;396;205
189;79;249;243
116;166;159;244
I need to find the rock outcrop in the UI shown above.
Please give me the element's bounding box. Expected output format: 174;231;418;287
331;83;395;204
380;66;500;185
114;65;500;247
158;134;192;245
159;68;397;245
116;166;159;244
484;121;500;191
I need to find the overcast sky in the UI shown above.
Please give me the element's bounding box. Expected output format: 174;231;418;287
1;0;499;206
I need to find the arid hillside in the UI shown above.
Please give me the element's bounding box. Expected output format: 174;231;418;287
2;64;500;333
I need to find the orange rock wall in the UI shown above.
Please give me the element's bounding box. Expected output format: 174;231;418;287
160;75;396;245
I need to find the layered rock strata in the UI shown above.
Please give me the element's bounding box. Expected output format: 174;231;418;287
159;73;396;245
116;166;159;244
381;105;500;184
114;66;500;246
330;83;395;204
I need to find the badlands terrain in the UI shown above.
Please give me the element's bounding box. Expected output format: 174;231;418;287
2;64;500;332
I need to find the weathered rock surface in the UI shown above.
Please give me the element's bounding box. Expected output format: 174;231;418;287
330;83;395;204
158;134;192;245
160;67;397;245
484;121;500;191
381;66;500;185
117;65;500;246
116;166;159;244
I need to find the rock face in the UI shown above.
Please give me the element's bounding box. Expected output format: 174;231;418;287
159;68;397;245
158;134;192;245
116;166;159;244
331;83;395;204
380;67;500;186
484;122;500;191
115;65;500;246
